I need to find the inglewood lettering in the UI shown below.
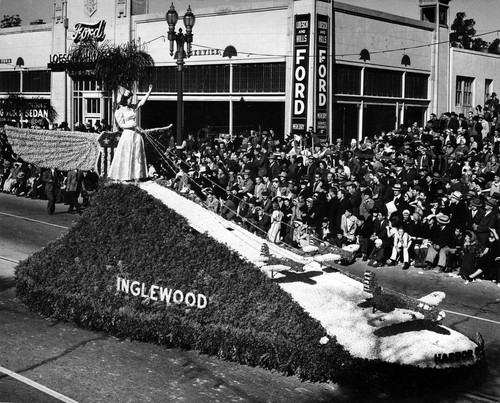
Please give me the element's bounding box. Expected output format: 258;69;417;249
116;276;208;309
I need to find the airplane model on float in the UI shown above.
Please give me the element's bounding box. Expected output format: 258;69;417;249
363;270;446;321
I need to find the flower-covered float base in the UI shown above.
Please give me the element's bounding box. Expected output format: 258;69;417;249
140;182;483;370
15;182;484;396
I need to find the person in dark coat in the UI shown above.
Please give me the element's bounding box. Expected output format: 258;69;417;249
459;230;481;280
424;214;456;271
367;238;385;267
65;168;83;214
474;199;497;246
446;190;469;231
42;167;63;215
335;188;352;233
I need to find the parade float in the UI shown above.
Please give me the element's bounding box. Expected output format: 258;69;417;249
4;124;485;395
14;181;485;396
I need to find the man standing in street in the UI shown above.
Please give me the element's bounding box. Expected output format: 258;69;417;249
42;167;62;215
66;168;83;215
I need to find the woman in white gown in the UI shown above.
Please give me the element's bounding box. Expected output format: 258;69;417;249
108;85;152;182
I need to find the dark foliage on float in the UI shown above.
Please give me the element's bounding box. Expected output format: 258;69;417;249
15;183;485;396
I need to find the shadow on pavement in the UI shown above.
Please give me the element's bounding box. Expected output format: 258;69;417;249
272;270;323;284
0;276;15;292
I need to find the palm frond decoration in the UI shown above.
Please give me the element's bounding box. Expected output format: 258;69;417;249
69;39;155;96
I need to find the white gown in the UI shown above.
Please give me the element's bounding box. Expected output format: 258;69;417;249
108;106;147;181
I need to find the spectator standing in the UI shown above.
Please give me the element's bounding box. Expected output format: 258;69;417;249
42;167;63;215
65;168;83;214
268;201;284;243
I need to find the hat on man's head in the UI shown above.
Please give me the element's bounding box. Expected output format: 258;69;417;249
243;169;251;175
436;214;450;225
470;198;483;208
279;171;287;178
466;190;477;199
485;199;496;208
450;190;462;201
392;183;402;191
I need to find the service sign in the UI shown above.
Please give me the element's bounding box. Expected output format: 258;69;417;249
291;14;310;135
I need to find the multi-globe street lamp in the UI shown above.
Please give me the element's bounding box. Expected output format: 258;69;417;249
166;3;195;155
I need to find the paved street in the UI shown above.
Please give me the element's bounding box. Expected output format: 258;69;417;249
0;191;499;402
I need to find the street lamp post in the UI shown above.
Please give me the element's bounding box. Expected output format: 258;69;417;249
166;3;195;156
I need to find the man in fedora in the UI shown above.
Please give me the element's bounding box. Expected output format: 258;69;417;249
267;152;281;179
240;168;254;194
447;190;469;230
475;199;498;246
424;213;455;271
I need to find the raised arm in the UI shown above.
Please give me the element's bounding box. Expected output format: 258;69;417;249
136;84;153;110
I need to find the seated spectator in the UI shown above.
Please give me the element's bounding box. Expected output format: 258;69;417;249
424;214;455;271
340;208;357;243
252;206;271;236
386;227;411;270
367;238;385;267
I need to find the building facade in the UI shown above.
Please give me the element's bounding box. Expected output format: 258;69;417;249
0;0;499;144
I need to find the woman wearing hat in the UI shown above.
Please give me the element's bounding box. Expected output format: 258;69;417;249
465;228;500;284
459;231;481;281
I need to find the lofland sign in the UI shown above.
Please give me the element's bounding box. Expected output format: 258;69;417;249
48;20;106;71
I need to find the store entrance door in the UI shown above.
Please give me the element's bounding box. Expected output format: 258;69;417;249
82;94;102;128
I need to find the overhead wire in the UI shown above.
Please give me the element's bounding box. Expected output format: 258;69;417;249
189;28;500;60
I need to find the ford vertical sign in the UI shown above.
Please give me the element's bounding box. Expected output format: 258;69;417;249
291;14;310;136
316;14;329;140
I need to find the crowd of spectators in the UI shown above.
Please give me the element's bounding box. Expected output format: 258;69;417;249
154;102;500;286
2;99;500;286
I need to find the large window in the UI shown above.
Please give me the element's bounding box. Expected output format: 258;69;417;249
143;63;285;94
146;65;229;93
364;69;402;97
0;71;20;92
233;63;285;93
334;64;361;95
364;68;402;97
405;73;428;99
23;70;51;92
185;65;229;92
456;76;473;106
485;79;493;102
